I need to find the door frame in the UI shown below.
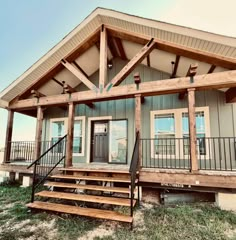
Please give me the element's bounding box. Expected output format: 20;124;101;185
86;116;112;163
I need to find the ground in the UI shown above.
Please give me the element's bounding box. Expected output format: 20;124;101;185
0;182;236;240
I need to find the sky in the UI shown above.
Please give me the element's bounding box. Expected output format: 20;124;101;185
0;0;235;148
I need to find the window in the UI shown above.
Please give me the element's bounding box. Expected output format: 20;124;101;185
109;120;128;164
50;116;85;156
151;107;210;158
154;113;175;155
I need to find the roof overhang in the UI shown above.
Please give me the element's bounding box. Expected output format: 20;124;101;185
0;7;235;105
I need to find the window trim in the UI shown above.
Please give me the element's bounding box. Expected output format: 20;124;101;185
150;107;210;158
49;116;86;157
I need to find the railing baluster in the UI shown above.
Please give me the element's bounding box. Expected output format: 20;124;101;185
229;138;232;171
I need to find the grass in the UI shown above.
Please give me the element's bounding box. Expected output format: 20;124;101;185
0;181;236;240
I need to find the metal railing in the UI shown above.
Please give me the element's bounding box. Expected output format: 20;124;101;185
9;141;35;163
27;135;67;202
141;137;236;171
129;131;140;218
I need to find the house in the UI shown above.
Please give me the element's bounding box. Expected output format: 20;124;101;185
0;8;236;225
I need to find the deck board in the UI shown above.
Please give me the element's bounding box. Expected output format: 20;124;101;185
45;181;130;193
27;201;132;223
50;174;131;183
35;190;135;207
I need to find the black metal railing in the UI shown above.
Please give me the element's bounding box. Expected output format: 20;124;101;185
141;137;236;171
27;135;67;202
9;141;35;163
141;138;191;169
129;131;140;218
198;137;236;171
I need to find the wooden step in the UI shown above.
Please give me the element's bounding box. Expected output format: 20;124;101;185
27;201;132;223
50;174;132;183
45;181;130;194
59;168;130;174
36;191;136;207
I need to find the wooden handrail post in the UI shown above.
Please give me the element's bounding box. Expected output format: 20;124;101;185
4;110;14;163
65;102;75;167
34;106;44;160
135;94;142;167
188;88;198;172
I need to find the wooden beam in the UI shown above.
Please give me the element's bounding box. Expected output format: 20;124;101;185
34;106;43;160
171;55;180;78
63;82;76;94
179;63;198;100
65;102;75;167
107;36;119;58
52;78;64;87
31;90;45;98
208;65;216;74
135;94;142;167
225;87;236;103
9;70;236;110
13;28;100;101
147;54;151;67
106;39;156;89
61;59;97;91
114;38;127;60
188;88;198;172
99;26;108;89
73;61;89;79
139;171;236;189
4;110;14;163
106;26;236;70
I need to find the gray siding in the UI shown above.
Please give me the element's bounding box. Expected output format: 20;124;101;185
43;58;236;165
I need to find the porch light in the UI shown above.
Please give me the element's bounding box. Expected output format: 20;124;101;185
108;60;113;69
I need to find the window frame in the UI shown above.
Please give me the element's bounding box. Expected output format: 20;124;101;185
150;107;210;159
49;116;86;157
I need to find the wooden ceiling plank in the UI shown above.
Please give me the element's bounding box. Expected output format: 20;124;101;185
61;59;97;91
106;39;156;89
114;37;127;60
171;55;180;78
106;26;236;70
99;26;108;89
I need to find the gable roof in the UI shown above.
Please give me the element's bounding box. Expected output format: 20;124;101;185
0;7;236;107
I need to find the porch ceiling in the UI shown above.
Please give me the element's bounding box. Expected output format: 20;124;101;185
0;8;235;105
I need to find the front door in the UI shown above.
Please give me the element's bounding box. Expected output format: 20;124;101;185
91;121;109;163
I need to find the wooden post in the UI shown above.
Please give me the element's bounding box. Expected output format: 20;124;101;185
188;88;198;172
135;94;142;167
65;102;75;167
99;25;108;90
4;110;14;163
34;106;43;160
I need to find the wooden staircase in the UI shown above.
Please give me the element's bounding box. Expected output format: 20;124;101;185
27;167;139;224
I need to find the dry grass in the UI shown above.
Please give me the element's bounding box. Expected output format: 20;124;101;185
0;182;236;240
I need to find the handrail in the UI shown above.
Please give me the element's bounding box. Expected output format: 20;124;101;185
27;135;67;169
129;131;140;219
30;135;67;202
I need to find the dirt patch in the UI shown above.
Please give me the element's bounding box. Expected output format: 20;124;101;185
78;222;116;240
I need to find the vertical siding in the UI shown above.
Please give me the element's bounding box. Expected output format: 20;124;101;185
42;58;236;165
